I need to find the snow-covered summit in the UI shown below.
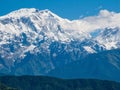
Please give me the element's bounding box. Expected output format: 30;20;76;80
0;8;90;42
0;8;120;75
0;8;59;19
0;8;120;51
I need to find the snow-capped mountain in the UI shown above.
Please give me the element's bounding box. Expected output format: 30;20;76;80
0;8;120;75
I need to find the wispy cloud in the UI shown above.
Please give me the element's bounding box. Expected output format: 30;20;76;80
60;10;120;33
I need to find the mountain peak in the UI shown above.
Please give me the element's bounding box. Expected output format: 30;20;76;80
16;8;52;14
40;9;51;13
0;8;58;19
14;8;37;13
4;8;38;17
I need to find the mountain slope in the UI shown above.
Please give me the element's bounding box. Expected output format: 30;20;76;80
0;76;120;90
0;8;120;75
0;8;91;75
48;49;120;82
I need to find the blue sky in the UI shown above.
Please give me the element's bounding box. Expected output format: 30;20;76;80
0;0;120;20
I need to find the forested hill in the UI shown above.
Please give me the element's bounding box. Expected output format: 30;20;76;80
0;76;120;90
0;82;18;90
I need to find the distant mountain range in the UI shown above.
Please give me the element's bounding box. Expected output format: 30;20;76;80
0;8;120;82
0;76;120;90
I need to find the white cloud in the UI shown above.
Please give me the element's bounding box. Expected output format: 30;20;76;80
60;10;120;33
99;9;112;17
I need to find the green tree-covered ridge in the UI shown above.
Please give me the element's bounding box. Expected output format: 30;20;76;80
0;76;120;90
